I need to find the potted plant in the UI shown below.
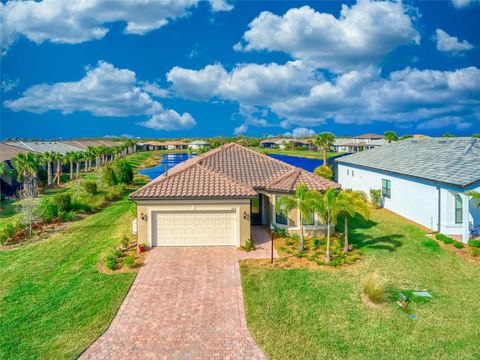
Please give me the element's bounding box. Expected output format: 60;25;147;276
138;243;146;253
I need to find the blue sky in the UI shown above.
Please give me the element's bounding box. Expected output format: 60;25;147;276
1;0;479;140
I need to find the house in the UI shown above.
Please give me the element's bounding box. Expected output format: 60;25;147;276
0;142;30;195
8;141;84;154
259;139;279;148
162;141;188;150
139;141;166;151
331;134;386;153
62;139;118;150
129;143;339;247
188;140;210;150
335;137;480;243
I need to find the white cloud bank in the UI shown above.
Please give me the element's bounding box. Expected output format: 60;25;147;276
285;127;316;138
435;29;473;53
3;61;195;131
234;1;420;72
0;0;232;53
451;0;480;8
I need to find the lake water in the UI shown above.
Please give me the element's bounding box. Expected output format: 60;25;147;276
139;152;350;179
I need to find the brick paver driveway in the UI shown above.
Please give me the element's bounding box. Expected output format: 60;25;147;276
81;247;265;359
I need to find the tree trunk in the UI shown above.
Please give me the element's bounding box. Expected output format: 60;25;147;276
323;149;327;166
325;211;331;262
47;161;52;186
343;217;349;252
299;213;304;252
76;162;80;179
56;161;61;185
69;160;73;180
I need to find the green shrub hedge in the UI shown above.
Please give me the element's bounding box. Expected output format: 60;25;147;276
52;193;72;213
81;181;97;195
468;239;480;248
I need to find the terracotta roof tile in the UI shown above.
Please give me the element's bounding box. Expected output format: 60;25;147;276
130;143;339;200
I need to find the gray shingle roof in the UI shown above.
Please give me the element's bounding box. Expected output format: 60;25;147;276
8;141;84;154
335;137;480;187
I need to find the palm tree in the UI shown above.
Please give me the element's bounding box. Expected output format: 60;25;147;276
384;131;398;143
276;184;317;252
72;152;83;179
315;132;335;165
85;147;95;171
310;187;339;262
64;151;76;180
11;152;40;197
41;151;55;186
50;152;64;186
336;190;370;252
466;191;480;207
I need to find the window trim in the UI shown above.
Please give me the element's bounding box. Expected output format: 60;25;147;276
275;195;288;225
382;179;391;199
455;194;463;224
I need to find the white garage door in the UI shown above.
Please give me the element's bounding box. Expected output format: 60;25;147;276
153;210;237;246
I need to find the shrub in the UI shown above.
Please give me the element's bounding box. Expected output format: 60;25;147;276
82;181;97;195
112;159;134;184
295;251;306;258
289;233;300;242
273;226;287;237
100;165;118;187
59;210;76;222
113;248;123;258
468;239;480;248
312;238;322;249
52;193;72;213
121;235;130;249
71;195;95;214
454;241;464;249
363;272;387;304
105;184;126;201
243;238;256;252
124;255;135;268
39;198;59;223
442;236;454;244
470;248;480;257
370;189;382;208
0;193;6;201
0;223;20;244
313;165;333;180
105;258;116;270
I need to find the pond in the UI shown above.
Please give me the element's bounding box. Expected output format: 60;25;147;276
138;152;350;180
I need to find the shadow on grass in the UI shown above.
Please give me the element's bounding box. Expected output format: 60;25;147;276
353;234;404;252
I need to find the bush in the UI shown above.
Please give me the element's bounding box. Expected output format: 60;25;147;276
100;165;118;187
113;248;123;258
0;223;21;244
39;198;59;222
470;248;480;257
468;239;480;248
105;258;116;270
273;226;287;237
52;193;72;213
82;181;97;195
295;251;306;258
121;235;130;248
59;210;76;222
435;233;454;244
363;272;387;304
242;238;256;252
71;195;95;214
313;238;322;249
112;159;134;184
124;255;135;268
289;233;300;242
370;189;382;208
454;241;464;249
313;165;333;180
105;184;126;201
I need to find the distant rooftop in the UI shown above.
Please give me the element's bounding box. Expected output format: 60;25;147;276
352;133;384;139
336;137;480;187
7;141;84;155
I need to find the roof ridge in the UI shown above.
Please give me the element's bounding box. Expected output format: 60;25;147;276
266;168;301;189
228;142;299;171
198;163;256;194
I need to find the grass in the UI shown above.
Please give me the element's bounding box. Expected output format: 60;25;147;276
0;151;159;359
241;209;480;359
251;147;339;160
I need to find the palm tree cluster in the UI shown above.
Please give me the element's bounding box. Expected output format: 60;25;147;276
10;141;136;196
276;185;370;262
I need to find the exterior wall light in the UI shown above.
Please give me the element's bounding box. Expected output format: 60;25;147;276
140;212;147;221
243;211;249;220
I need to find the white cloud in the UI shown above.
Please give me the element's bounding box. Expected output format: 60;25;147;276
234;124;248;135
0;0;231;53
235;1;420;72
141;81;170;98
3;61;195;131
451;0;480;8
1;78;19;92
416;116;473;130
284;127;315;138
434;29;473;53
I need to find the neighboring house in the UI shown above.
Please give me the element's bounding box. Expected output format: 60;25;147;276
8;141;84;154
62;139;117;150
0;142;30;195
162;141;188;150
335;137;480;243
259;138;280;148
139;141;166;151
130;143;339;247
188;140;210;150
332;134;386;153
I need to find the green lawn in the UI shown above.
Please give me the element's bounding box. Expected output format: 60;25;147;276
241;209;480;359
0;151;159;359
251;147;338;160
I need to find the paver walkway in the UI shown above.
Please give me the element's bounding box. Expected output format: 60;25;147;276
81;247;266;359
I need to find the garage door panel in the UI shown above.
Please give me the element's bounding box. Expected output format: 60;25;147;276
153;210;236;246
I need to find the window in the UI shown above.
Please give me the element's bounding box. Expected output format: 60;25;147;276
382;179;391;198
275;196;288;225
352;170;355;177
303;211;315;226
347;169;350;175
455;195;463;224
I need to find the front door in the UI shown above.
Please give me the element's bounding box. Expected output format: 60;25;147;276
250;194;262;225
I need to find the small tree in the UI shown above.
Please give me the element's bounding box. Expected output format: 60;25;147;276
315;132;335;164
336;190;370;252
16;192;41;237
384;131;398;143
369;189;382;208
275;183;317;252
313;165;333;180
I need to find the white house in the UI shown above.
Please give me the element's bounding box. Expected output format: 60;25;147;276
332;134;386;153
335;137;480;243
188;140;210;150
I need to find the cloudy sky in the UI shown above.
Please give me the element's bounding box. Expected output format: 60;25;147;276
1;0;479;139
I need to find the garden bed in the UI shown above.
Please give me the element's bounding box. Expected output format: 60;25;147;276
429;233;480;265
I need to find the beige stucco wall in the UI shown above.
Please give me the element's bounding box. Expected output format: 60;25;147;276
134;198;251;247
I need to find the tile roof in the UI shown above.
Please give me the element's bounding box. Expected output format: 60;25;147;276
353;133;384;139
131;143;339;200
336;137;480;187
0;142;29;162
